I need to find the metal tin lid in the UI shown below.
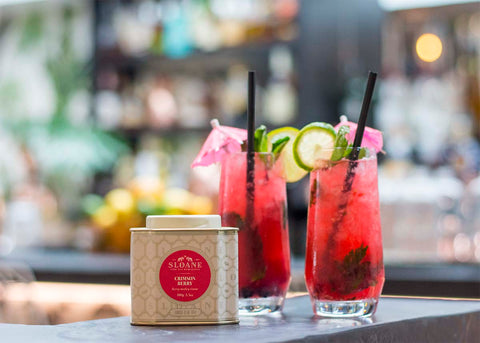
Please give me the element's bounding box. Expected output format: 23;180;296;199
146;215;221;229
130;227;237;232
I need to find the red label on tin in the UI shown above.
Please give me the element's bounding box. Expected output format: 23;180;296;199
159;250;211;302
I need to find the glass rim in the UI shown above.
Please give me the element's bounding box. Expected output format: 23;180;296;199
312;147;377;164
231;151;274;156
320;147;376;152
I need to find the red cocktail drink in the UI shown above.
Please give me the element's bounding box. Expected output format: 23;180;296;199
305;148;384;317
219;152;291;314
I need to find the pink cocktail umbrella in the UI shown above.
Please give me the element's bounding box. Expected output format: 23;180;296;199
191;119;247;168
334;115;384;153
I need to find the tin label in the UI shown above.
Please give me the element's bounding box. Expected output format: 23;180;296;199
159;249;211;302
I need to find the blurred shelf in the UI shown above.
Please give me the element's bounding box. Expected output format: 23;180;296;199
2;248;479;298
2;248;130;285
95;39;297;73
381;263;480;299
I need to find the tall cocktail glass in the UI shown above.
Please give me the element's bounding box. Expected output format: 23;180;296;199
219;152;291;315
305;147;384;317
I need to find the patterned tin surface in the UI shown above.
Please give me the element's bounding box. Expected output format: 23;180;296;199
130;227;239;325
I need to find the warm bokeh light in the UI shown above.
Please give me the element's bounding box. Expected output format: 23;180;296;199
3;282;130;324
416;33;443;62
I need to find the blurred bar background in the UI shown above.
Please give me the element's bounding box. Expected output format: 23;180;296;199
0;0;478;324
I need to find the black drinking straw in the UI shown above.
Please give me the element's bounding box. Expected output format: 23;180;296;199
243;71;268;289
349;71;377;160
343;71;377;192
246;71;256;223
327;71;378;251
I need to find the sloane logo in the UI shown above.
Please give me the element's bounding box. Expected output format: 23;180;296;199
167;256;203;269
159;250;211;302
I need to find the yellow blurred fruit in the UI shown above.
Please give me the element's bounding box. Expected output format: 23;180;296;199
188;196;213;215
92;205;118;229
162;188;193;213
164;209;184;215
102;213;144;253
105;188;136;215
128;177;165;203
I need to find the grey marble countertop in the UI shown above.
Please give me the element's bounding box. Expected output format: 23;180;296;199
1;296;479;343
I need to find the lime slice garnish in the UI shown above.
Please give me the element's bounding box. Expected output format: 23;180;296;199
292;122;336;171
267;127;308;182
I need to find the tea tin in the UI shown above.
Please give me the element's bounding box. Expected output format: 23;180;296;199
130;215;239;325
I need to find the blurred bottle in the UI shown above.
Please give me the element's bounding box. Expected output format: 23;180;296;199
150;1;164;55
263;45;296;125
3;149;61;249
272;0;299;41
443;112;480;183
122;84;147;128
220;64;248;121
145;76;178;128
211;0;250;46
189;0;222;51
113;3;155;55
174;76;210;128
96;1;119;49
375;76;414;161
162;0;193;58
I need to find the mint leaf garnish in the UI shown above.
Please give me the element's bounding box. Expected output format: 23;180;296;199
271;136;290;160
344;145;367;160
358;147;367;159
222;211;244;229
333;244;378;295
343;145;353;158
343;244;368;268
254;125;268;152
331;125;350;161
251;267;266;282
